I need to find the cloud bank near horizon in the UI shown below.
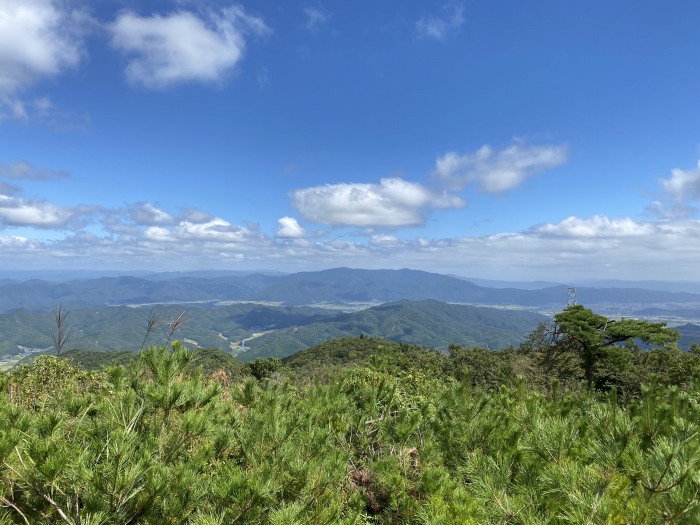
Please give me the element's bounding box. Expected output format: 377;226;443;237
1;190;699;280
2;149;700;279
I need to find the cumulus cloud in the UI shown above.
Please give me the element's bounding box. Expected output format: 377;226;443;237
143;226;174;242
290;177;465;228
109;6;269;89
0;0;91;117
534;215;655;238
173;218;257;242
432;143;568;193
141;219;263;248
0;234;33;247
416;2;464;40
660;160;700;201
0;161;94;230
128;202;174;226
0;194;74;229
276;216;308;238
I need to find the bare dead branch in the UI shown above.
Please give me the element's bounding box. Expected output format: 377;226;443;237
1;496;30;525
52;303;72;356
140;309;160;351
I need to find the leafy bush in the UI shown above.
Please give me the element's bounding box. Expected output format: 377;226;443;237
1;335;699;523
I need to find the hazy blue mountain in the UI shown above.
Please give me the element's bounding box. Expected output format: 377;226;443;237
2;268;700;314
143;270;286;281
0;270;154;282
571;287;700;305
451;276;564;290
677;324;700;350
633;307;700;320
252;268;700;308
0;276;257;312
576;280;700;294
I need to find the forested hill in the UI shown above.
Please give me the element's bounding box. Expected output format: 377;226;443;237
0;300;545;359
0;303;334;357
242;300;546;360
2;268;700;313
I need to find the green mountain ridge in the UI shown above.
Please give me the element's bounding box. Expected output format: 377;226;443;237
3;298;700;365
241;300;546;360
0;300;547;361
0;303;335;358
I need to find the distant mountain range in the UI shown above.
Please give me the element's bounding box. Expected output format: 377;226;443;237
2;267;700;314
2;268;700;364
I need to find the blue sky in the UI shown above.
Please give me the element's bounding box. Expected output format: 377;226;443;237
1;0;700;281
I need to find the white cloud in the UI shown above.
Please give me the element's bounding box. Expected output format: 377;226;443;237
303;5;331;31
0;0;90;116
143;226;174;242
262;216;700;280
128;202;174;226
276;216;308;238
3;207;700;280
660;160;700;201
0;234;31;247
109;6;268;89
416;2;464;40
179;207;214;224
173;218;259;243
290;177;465;228
0;161;69;180
0;194;74;229
369;234;404;247
645;200;697;220
534;215;655;238
432;143;568;193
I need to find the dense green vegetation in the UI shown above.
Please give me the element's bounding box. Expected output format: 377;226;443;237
0;300;544;359
0;304;335;357
244;300;544;360
2;305;700;523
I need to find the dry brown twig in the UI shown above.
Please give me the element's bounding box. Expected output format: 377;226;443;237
140;309;160;350
165;310;188;346
52;304;72;356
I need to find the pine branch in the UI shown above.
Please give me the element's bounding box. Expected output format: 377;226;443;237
1;496;30;525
